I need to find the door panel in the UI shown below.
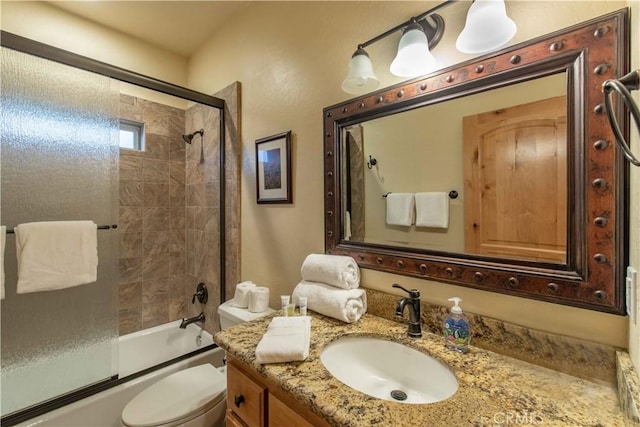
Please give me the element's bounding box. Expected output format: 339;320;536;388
463;96;567;263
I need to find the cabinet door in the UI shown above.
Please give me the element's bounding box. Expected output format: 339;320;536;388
268;394;315;427
227;363;265;427
227;409;248;427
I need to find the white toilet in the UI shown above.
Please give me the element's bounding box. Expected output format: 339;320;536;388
121;299;275;427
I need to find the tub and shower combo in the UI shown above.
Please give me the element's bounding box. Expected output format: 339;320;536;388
1;32;229;426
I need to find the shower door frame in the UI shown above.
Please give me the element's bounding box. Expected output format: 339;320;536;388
0;31;228;426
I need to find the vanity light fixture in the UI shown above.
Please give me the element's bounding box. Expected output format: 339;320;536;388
341;0;517;94
389;21;438;78
455;0;517;54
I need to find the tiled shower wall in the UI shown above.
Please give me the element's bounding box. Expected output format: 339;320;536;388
185;83;241;333
117;82;240;336
118;94;188;335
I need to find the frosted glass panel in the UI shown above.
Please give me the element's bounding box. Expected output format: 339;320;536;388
0;48;119;416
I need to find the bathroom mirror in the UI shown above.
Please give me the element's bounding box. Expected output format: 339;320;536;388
324;10;629;313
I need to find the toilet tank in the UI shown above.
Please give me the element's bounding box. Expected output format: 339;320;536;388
218;299;275;329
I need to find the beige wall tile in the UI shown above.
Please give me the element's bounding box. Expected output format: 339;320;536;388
143;207;170;231
119;282;142;335
120;155;143;181
170;137;186;162
120;181;144;206
170;207;185;230
119;257;143;285
169;274;187;320
142;277;169;328
143;183;170;206
120;207;143;233
142;158;170;183
120;232;143;258
144;134;171;160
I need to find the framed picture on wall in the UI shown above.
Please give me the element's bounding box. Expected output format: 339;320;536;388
255;131;292;204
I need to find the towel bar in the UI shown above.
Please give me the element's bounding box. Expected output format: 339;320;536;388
5;224;117;234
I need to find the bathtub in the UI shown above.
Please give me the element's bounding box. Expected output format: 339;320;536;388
16;320;224;427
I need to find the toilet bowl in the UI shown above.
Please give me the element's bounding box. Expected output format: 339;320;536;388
121;364;226;427
121;299;275;427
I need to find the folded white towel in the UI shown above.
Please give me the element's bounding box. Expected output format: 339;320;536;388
1;226;6;300
300;254;360;290
15;221;98;294
386;193;415;226
248;286;270;313
415;192;449;228
233;281;256;308
292;280;367;323
255;316;311;364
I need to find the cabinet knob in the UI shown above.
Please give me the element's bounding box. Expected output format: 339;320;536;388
234;394;245;408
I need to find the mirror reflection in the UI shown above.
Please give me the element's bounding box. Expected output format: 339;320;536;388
342;73;567;264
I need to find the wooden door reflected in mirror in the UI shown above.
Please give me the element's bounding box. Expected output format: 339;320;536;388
463;96;567;264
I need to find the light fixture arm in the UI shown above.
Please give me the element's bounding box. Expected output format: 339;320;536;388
356;0;459;50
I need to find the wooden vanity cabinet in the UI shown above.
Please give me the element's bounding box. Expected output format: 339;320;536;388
225;356;329;427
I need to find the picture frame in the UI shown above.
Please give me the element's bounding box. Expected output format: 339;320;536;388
255;131;292;204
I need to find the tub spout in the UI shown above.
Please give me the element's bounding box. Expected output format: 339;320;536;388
179;312;205;329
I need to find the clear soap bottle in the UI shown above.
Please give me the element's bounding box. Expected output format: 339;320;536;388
443;297;471;353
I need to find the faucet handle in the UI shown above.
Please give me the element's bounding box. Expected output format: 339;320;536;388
192;283;208;304
392;283;420;299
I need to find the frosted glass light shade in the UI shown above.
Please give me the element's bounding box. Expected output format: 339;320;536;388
342;48;380;94
390;23;436;78
456;0;517;54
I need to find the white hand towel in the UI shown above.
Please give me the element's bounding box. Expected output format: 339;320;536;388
415;192;449;228
1;226;6;300
248;286;270;313
300;254;360;290
233;281;256;308
15;221;98;294
255;316;311;364
386;193;415;226
292;280;367;323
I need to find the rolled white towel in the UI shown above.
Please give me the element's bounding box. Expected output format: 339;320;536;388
255;316;311;364
248;286;270;313
292;280;367;323
300;254;360;290
233;281;256;308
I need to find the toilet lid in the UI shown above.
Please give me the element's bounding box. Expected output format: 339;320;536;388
121;364;226;427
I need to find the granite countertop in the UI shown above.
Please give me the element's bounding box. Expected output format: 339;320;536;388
214;312;628;426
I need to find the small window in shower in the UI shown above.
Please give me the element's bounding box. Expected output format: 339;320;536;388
119;119;144;150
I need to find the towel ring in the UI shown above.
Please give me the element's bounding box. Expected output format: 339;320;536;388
603;69;640;167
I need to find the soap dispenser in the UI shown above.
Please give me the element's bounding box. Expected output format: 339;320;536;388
443;297;471;353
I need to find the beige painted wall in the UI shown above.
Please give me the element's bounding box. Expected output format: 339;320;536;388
188;1;631;348
1;1;635;350
0;1;187;85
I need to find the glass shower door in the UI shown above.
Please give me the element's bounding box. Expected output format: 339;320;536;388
0;47;119;416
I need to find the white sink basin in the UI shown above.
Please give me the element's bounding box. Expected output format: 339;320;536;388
320;335;458;404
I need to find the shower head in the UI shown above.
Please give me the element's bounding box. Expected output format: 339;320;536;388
182;129;204;144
